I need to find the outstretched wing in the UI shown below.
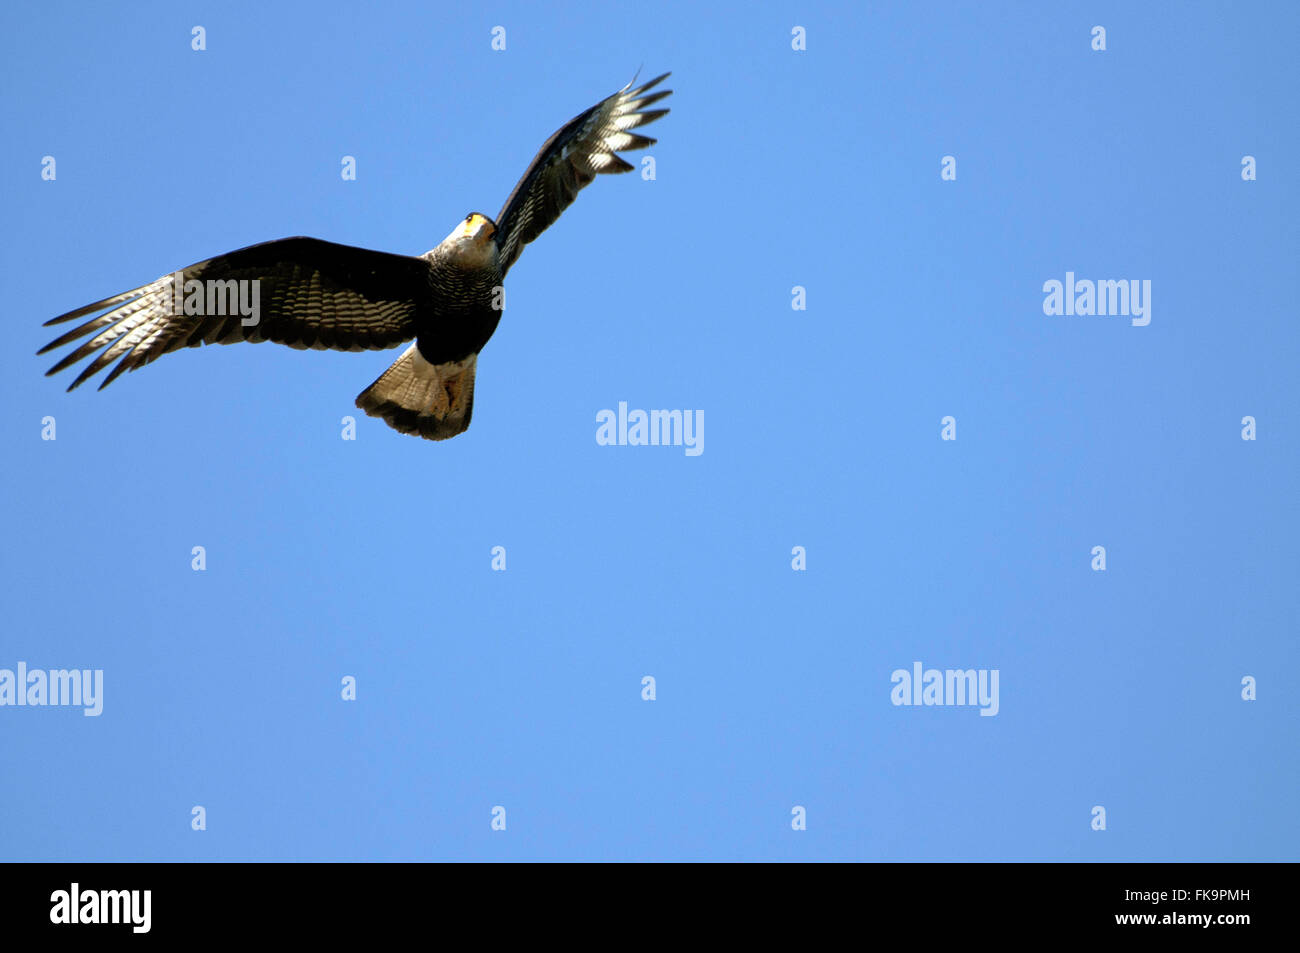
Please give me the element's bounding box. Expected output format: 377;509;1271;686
39;237;434;391
493;72;671;277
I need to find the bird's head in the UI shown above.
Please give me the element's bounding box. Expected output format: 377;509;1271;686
440;213;498;267
459;213;496;241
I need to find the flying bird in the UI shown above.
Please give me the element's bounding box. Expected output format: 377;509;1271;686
38;72;671;440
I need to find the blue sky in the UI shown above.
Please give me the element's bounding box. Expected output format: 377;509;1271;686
1;1;1296;860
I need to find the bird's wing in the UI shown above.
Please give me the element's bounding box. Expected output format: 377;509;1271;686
493;72;671;277
39;237;433;391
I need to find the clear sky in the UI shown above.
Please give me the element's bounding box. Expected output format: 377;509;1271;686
1;1;1296;861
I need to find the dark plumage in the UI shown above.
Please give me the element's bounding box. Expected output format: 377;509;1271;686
38;72;672;440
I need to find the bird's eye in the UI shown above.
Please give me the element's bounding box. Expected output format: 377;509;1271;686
465;215;473;223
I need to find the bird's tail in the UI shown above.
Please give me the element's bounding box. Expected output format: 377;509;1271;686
355;343;477;441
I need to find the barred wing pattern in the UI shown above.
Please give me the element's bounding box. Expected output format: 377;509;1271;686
493;72;671;277
39;237;432;391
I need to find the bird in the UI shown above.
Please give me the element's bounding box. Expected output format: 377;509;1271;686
38;72;671;440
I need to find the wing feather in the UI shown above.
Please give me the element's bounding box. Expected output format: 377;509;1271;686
494;72;672;276
38;237;434;391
